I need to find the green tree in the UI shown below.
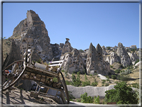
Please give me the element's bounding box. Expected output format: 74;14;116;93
81;92;93;103
106;46;111;50
94;96;100;104
72;73;81;86
72;73;76;83
105;81;138;104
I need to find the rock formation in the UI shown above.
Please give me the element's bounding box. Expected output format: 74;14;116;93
96;44;103;60
86;43;110;75
61;38;73;55
4;10;54;91
116;42;131;67
105;52;120;65
2;39;21;68
61;49;85;74
11;10;53;62
102;46;108;55
128;52;139;65
51;43;61;61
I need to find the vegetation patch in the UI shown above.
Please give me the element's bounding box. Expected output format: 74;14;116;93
81;92;93;103
71;72;81;86
105;81;138;104
82;74;90;86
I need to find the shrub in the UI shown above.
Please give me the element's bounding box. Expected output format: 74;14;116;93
105;81;138;104
106;46;111;50
72;73;76;83
121;69;131;75
76;99;81;102
91;82;98;86
115;69;120;73
82;73;90;86
82;81;90;86
131;48;136;52
6;41;10;45
110;65;113;68
94;96;100;104
127;65;133;69
71;73;81;86
120;70;124;73
111;75;116;79
66;81;72;85
52;77;58;82
118;75;130;81
105;83;109;86
79;49;84;53
135;59;139;64
37;59;42;63
107;77;109;81
131;83;139;89
81;92;93;103
102;80;106;84
61;70;64;72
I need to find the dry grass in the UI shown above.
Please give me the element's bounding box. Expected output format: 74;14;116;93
63;73;111;87
63;63;140;87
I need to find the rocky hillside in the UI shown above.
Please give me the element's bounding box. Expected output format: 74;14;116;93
104;43;139;67
3;10;140;76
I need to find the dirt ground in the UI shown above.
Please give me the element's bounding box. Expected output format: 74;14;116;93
2;87;57;105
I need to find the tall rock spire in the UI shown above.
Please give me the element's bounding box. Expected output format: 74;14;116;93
11;10;53;62
116;42;131;67
86;43;110;75
61;38;73;55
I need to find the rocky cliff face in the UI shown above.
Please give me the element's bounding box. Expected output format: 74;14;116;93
116;42;131;67
102;46;108;55
128;52;139;65
103;43;139;66
51;43;61;61
104;52;120;65
86;43;110;75
2;39;21;68
3;10;139;76
60;40;85;74
10;10;53;62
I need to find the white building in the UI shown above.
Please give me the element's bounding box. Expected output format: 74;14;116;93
130;45;137;49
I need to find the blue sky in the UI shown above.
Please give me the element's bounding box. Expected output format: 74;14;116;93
3;3;139;50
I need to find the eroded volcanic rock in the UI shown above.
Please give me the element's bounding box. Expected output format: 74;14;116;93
61;40;85;74
105;52;120;65
116;42;131;67
61;38;73;55
128;52;139;65
10;10;53;62
86;43;110;75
